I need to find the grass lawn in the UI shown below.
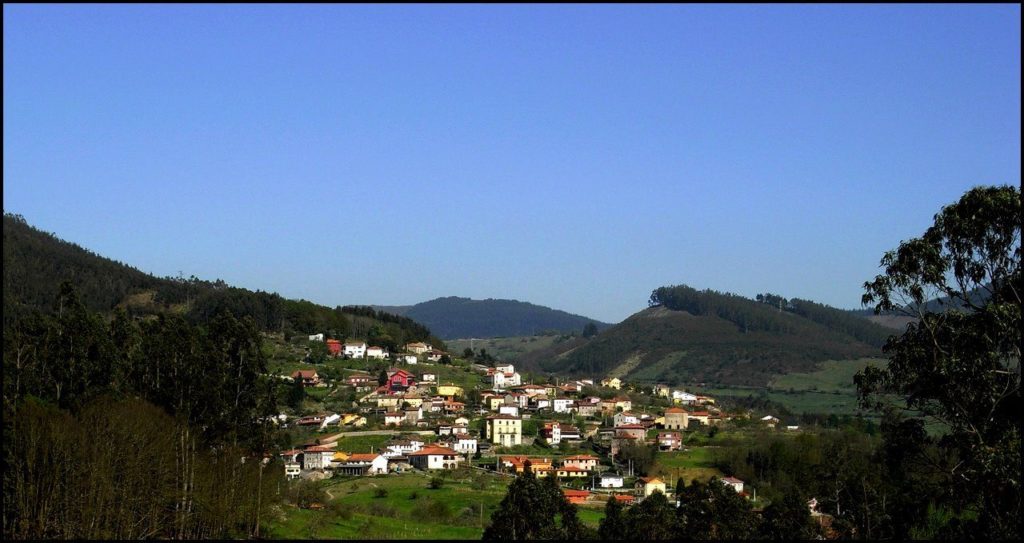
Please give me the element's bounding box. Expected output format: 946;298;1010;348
265;471;513;540
652;446;724;484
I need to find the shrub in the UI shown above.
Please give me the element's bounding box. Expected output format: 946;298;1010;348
374;487;388;498
428;477;444;489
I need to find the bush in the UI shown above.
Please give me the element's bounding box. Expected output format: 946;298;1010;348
374;487;388;498
428;476;444;489
409;491;419;500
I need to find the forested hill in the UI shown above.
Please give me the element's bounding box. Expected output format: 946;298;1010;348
528;284;896;387
2;213;445;350
373;296;613;340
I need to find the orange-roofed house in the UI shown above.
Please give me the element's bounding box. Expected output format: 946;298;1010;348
334;453;388;475
563;489;591;504
636;477;667;497
560;454;599;471
291;369;320;387
663;407;688;430
408;445;463;470
325;339;342;357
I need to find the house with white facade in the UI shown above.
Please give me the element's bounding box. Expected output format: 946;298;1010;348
343;341;368;358
399;354;418;364
408;445;463;470
721;476;745;493
614;412;640;426
301;445;335;471
672;390;698;404
285;462;301;479
308;333;324;342
599;473;625;488
366;346;389;359
553;398;575;413
384;439;424;458
498;405;520;417
334;453;388;476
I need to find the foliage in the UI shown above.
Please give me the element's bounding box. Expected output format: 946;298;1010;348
401;296;609;340
482;465;583;540
858;185;1022;539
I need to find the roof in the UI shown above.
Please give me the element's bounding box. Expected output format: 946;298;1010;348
325;339;341;344
722;476;744;484
408;445;459;456
615;424;646;430
611;494;635;502
487;415;521;420
563;489;590;497
563;455;598;461
304;445;334;452
639;477;665;485
346;453;382;462
664;407;686;414
291;370;318;378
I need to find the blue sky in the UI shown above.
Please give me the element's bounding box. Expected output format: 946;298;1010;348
4;4;1020;323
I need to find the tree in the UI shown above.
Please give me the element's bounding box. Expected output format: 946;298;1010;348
287;378;305;409
758;492;819;540
463;348;474;359
623;491;677;539
598;496;627;540
582;322;599;338
439;354;452;365
378;369;388;387
305;340;329;364
482;463;583;540
857;185;1021;539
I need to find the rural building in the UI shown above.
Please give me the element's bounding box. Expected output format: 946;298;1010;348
486;415;522;446
408;445;463;470
663;407;689;430
636;477;667;497
343;341;367;358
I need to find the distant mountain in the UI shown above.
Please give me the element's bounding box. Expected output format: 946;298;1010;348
523;284;896;387
373;296;613;340
2;213;444;350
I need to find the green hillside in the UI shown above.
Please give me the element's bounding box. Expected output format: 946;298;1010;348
535;285;895;387
380;296;612;340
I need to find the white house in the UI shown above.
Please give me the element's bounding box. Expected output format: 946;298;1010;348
384;412;405;426
451;436;477;455
721;476;745;493
498;405;520;417
399;354;418;365
308;333;324;342
384;439;424;458
366;346;389;360
613;412;639;426
599;473;625;488
284;462;301;479
553;398;575;413
302;446;335;471
672;390;698;404
495;363;515;374
335;453;388;475
761;415;780;428
492;370;522;390
421;373;437;383
406;342;431;354
344;341;367;358
319;413;341;429
408;445;463;470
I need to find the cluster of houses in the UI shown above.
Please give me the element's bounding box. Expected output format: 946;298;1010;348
307;336;448;364
279;347;780;509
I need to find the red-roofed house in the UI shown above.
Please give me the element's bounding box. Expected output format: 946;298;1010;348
334;453;388;475
326;339;342;357
408;445;463;470
560;455;599;471
563;489;591;504
291;370;320;387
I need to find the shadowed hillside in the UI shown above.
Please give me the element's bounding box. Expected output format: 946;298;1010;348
531;285;895;387
374;296;612;339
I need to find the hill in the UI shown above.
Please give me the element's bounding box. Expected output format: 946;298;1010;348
527;284;895;387
373;296;612;340
2;213;444;350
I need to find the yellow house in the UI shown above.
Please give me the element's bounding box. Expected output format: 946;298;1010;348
636;477;667;497
332;451;351;463
376;396;401;409
487;396;505;411
402;395;424;408
437;384;464;398
601;377;622;390
486;415;522;446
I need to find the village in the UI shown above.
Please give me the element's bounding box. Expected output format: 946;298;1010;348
270;336;801;513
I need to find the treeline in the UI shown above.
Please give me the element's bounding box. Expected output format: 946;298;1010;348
649;285;894;346
3;283;283;539
3;213;163;327
401;296;610;340
3;212;446;349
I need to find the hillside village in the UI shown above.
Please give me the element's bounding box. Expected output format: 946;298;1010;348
270;334;802;511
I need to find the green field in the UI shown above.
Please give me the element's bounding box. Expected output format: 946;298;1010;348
265;470;605;540
652;446;724;484
448;335;567;364
689;358;888;416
